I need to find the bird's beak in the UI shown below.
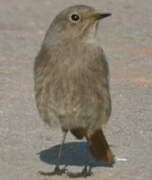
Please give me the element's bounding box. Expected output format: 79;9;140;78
94;13;112;20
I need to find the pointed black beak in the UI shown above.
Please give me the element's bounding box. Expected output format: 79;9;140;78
95;13;112;20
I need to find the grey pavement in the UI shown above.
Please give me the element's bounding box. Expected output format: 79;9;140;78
0;0;152;180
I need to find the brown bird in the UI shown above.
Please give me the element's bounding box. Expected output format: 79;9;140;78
34;5;114;176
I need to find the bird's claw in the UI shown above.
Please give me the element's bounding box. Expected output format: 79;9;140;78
66;165;93;178
38;166;67;176
81;165;93;177
54;166;67;175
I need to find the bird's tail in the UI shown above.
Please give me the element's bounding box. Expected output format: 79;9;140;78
87;129;114;163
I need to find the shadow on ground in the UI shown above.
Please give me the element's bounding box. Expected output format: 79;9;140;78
38;141;113;168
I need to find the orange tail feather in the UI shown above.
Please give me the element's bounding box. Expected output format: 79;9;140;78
87;129;114;163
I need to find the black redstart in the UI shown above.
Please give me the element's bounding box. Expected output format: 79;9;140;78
34;4;113;176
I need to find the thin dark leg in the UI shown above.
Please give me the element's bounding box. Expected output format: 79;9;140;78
54;129;68;174
81;142;93;177
38;130;68;177
66;141;93;178
81;165;92;177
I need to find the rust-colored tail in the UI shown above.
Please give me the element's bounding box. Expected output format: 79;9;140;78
87;129;114;163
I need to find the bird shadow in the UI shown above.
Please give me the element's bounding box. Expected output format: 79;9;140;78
38;141;113;167
37;141;114;178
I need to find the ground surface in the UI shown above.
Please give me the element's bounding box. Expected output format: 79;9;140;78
0;0;152;180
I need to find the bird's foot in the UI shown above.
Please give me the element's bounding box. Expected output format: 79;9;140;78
54;165;67;175
81;165;93;177
38;166;67;176
66;165;93;178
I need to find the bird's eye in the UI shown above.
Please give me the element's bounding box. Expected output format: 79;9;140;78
69;14;81;23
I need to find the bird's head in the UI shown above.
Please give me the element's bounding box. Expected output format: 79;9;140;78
44;5;111;45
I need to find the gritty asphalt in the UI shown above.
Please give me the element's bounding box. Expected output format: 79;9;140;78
0;0;152;180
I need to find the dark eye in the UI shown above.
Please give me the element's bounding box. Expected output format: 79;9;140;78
69;14;81;23
71;14;80;21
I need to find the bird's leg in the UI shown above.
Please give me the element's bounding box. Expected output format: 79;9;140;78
81;165;92;177
81;142;93;177
54;129;68;175
66;142;93;178
66;138;93;177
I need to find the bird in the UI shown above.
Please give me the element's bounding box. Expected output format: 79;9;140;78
34;4;114;176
